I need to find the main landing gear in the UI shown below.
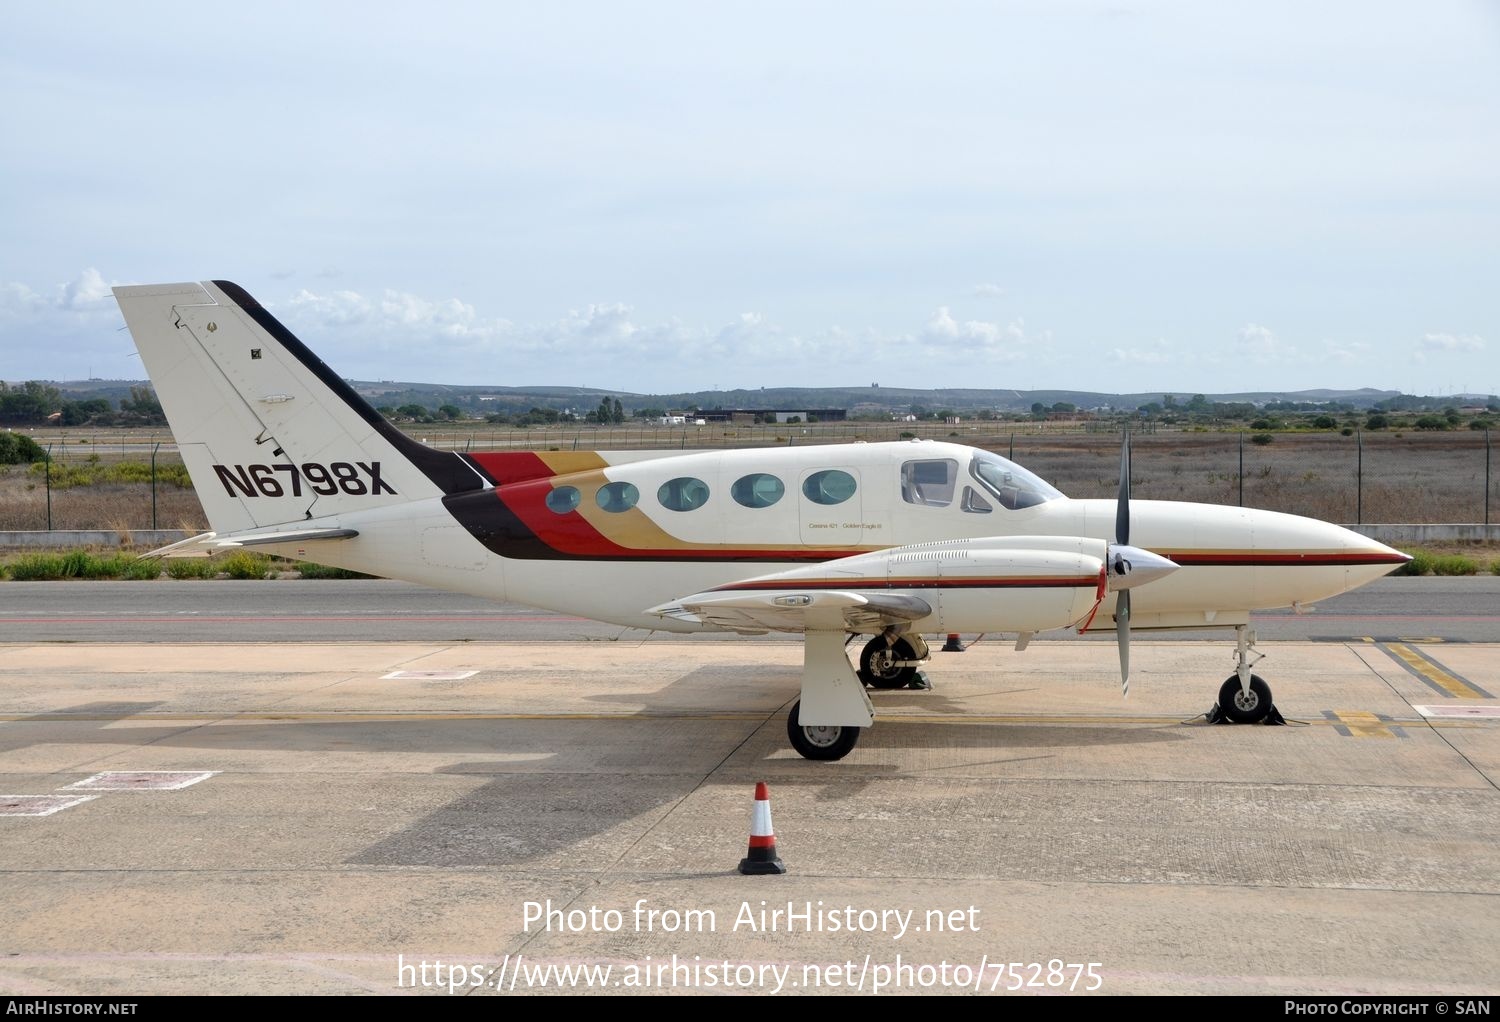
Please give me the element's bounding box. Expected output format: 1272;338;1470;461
1209;626;1284;725
857;630;930;690
785;700;861;761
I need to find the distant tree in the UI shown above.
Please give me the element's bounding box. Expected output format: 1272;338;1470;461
118;386;165;424
1469;419;1493;431
1250;433;1274;445
1413;415;1447;431
1365;413;1389;430
1050;402;1076;415
396;403;428;421
612;398;624;423
60;398;112;426
438;404;462;420
1312;415;1337;430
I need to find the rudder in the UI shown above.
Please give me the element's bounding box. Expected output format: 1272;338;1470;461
113;280;492;533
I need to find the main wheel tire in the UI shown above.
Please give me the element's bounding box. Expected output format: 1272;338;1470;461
786;700;860;760
860;636;918;690
1217;675;1273;724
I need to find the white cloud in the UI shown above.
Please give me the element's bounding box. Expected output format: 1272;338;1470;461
1238;323;1298;363
1108;339;1174;364
1321;339;1369;363
972;283;1006;297
0;268;119;319
1420;332;1484;353
920;307;1040;361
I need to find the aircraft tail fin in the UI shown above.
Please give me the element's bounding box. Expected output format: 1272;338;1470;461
112;281;494;534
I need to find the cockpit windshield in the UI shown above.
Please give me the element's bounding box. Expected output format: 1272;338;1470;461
968;451;1064;510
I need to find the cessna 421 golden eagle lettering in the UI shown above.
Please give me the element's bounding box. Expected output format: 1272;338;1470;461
114;281;1409;760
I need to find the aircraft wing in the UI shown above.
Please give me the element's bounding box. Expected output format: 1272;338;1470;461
648;590;931;635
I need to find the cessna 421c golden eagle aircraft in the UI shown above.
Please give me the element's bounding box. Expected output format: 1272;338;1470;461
114;281;1409;760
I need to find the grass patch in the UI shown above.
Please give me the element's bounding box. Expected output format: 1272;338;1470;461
2;550;153;580
26;460;194;490
1431;554;1478;576
219;550;273;580
165;558;219;580
295;562;377;580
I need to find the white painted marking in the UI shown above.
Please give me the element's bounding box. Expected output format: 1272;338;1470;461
380;670;479;681
0;794;99;817
1412;705;1500;719
64;770;219;791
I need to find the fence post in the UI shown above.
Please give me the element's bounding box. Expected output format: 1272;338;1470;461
45;443;53;530
150;441;161;530
1237;432;1244;507
1356;429;1363;525
1487;429;1492;527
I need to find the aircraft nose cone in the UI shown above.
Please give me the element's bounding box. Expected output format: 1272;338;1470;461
1108;544;1179;591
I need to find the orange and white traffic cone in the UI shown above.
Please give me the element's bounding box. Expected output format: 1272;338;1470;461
737;781;786;875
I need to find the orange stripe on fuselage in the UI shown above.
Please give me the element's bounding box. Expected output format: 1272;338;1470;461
467;451;610;486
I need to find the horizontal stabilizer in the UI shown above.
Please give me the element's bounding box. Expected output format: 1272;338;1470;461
145;528;358;558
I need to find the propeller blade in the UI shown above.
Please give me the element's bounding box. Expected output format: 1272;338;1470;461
1115;430;1131;546
1116;589;1131;698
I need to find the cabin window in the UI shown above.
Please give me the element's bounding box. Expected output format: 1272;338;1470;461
658;476;710;512
545;485;581;514
802;469;857;506
596;481;640;513
731;473;785;509
901;458;958;507
969;452;1063;510
961;486;992;514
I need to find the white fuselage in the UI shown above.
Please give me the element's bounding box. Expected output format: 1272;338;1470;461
270;440;1404;635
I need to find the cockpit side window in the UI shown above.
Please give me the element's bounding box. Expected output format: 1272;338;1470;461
901;459;958;507
969;452;1063;511
961;486;992;514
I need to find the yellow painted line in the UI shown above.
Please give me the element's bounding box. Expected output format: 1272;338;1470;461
1385;643;1490;700
1325;709;1400;739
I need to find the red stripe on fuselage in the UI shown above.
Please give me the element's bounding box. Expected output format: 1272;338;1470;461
467;452;557;487
1163;551;1409;566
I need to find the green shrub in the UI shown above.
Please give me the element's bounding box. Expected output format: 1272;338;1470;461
165;558;219;580
1250;433;1273;445
0;431;48;465
120;556;162;580
295;562;377;580
219;550;273;579
1491;559;1500;576
25;460;194;490
6;553;66;580
1431;554;1478;576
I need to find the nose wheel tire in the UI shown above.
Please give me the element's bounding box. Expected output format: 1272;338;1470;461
859;636;918;690
1217;675;1273;724
786;700;861;760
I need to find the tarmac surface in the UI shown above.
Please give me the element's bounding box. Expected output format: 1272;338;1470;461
1;583;1498;996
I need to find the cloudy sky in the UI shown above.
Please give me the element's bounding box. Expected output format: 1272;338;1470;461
3;2;1497;396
